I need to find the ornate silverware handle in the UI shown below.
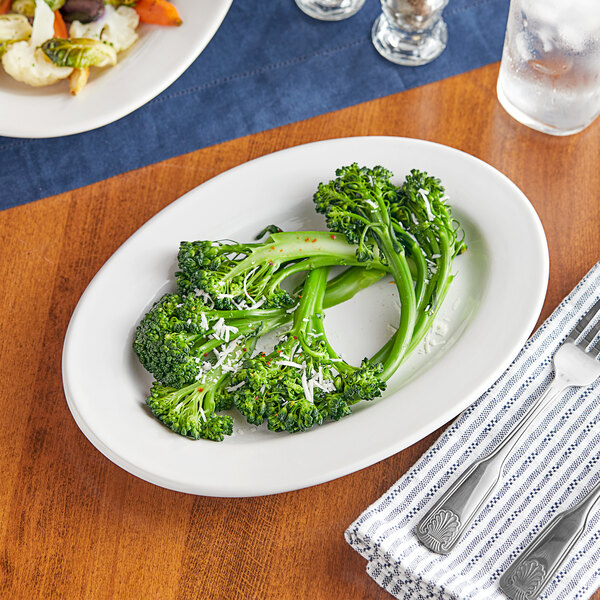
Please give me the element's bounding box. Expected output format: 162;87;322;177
499;479;600;600
416;376;569;554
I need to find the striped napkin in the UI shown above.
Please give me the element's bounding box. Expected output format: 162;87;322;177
346;260;600;600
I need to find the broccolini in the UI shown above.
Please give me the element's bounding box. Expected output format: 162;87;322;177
226;267;385;433
133;163;466;441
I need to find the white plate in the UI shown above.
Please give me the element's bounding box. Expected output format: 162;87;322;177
0;0;232;138
62;136;549;497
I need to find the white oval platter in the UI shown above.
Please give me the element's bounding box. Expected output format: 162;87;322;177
62;136;549;497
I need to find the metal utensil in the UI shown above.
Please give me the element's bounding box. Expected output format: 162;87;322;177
415;297;600;554
499;477;600;600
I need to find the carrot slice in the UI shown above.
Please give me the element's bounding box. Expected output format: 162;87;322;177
0;0;12;16
135;0;182;26
53;10;68;38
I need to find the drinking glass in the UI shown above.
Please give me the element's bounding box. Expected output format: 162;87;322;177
295;0;365;21
497;0;600;136
371;0;449;66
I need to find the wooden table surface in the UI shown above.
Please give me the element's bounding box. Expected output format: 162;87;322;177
1;62;599;599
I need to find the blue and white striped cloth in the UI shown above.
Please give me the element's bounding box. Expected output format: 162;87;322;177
346;261;600;600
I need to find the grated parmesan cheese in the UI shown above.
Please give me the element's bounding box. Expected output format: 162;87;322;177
226;381;246;393
418;189;435;221
200;313;209;330
195;289;215;308
301;369;314;404
249;297;265;309
275;360;305;369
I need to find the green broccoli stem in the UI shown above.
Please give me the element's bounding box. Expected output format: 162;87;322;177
292;267;327;332
418;229;451;315
222;231;372;283
196;363;231;416
273;267;328;362
307;267;355;376
392;223;428;310
231;266;387;339
322;267;386;308
285;267;360;377
370;275;453;365
405;230;453;351
189;266;386;359
348;185;417;381
373;228;417;381
190;316;288;357
266;254;386;295
371;231;454;366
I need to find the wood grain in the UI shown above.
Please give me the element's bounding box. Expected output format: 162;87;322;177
1;62;599;599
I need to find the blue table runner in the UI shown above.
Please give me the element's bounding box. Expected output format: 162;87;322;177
0;0;509;211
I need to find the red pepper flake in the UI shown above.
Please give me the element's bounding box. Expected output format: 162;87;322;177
271;246;275;250
304;237;310;242
279;249;283;252
197;387;204;392
330;234;336;239
269;260;274;266
293;336;298;340
204;353;208;357
312;238;317;243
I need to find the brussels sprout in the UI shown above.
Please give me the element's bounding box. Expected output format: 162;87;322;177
60;0;104;23
45;0;66;10
11;0;65;17
0;14;32;57
41;37;117;68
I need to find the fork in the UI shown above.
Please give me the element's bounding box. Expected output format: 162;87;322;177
499;475;600;600
415;297;600;555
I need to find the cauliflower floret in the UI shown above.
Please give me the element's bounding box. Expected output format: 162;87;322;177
2;41;73;86
0;14;33;46
1;1;71;87
69;5;139;53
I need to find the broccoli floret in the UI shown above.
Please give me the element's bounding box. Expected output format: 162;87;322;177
138;266;388;441
227;267;386;433
314;164;418;380
133;293;287;388
176;230;386;310
392;169;466;260
147;363;234;442
314;165;467;379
